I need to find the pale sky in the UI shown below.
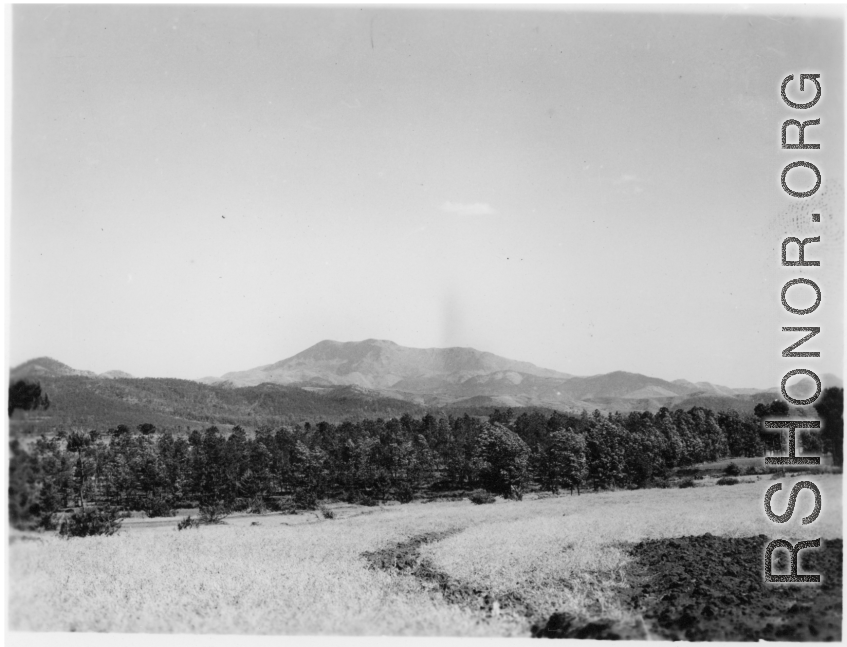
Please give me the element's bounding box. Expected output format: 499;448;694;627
9;6;845;388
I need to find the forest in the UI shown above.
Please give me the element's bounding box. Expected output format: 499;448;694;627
9;383;843;533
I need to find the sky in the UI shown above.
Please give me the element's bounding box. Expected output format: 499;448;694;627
9;6;845;388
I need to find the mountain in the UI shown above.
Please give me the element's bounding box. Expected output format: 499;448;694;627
785;373;843;399
218;339;571;389
209;340;790;413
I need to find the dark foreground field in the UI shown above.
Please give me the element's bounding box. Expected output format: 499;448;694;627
624;535;842;641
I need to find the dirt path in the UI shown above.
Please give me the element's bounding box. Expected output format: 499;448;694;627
362;530;533;618
361;530;647;639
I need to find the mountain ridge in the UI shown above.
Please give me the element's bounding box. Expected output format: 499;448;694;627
219;338;573;390
10;341;842;426
211;341;800;403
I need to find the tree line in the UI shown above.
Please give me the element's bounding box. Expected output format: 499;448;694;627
8;379;843;530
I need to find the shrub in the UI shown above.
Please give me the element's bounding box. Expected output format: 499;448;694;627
293;488;318;510
37;512;58;531
229;498;250;513
800;465;842;476
770;468;787;480
126;498;149;512
177;515;200;530
678;478;696;489
716;477;740;486
677;468;700;477
247;496;267;514
744;465;760;476
319;505;335;519
423;494;465;504
198;502;230;524
724;462;742;477
649;478;672;489
469;489;496;504
358;495;378;507
264;497;284;512
396;484;414;504
278;500;298;515
58;507;123;538
144;496;176;518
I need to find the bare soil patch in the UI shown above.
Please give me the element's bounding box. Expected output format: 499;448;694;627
624;534;842;641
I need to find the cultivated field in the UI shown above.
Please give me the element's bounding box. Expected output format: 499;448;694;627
8;474;842;636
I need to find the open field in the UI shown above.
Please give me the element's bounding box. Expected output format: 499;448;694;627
9;474;842;637
693;455;835;473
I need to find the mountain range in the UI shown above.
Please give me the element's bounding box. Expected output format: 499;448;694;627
203;338;842;411
10;340;841;431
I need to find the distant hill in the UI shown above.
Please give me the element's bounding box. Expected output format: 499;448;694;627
100;370;134;379
7;375;433;434
10;357;134;382
11;357;98;381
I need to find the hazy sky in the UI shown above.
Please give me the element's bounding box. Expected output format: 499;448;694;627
10;6;844;388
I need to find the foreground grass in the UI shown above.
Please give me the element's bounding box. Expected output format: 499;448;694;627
8;516;523;635
9;474;841;635
422;474;842;625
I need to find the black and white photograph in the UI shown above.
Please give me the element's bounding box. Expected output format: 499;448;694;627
6;4;845;642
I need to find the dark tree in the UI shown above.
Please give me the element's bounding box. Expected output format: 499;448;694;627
718;410;763;458
585;420;627;490
111;424;131;438
814;387;843;467
541;429;587;495
472;423;530;500
9;440;40;528
445;414;483;489
621;414;666;485
488;408;515;426
66;431;93;510
513;411;550;451
137;423;157;435
8;380;50;418
754;400;790;419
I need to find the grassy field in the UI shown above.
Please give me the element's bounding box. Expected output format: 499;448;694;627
692;455;835;472
8;474;842;636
